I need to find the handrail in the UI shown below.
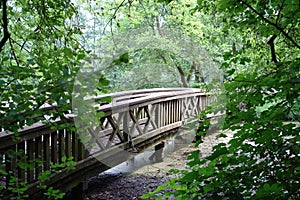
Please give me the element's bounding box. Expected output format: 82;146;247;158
95;89;204;114
91;87;192;101
0;88;203;137
0;88;214;199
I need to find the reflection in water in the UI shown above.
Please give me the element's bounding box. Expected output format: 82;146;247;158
149;142;164;163
105;130;196;175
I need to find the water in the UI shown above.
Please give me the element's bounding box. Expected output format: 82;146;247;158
102;129;196;175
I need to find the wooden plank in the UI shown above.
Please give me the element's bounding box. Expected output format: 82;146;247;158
129;109;143;136
106;116;123;147
154;103;161;128
43;134;51;170
96;90;207;115
162;102;166;126
87;128;105;150
170;101;173;123
0;88;212;200
72;132;78;162
77;138;85;161
17;142;26;182
51;131;58;164
0;120;73;149
149;104;157;129
65;131;72;158
143;106;153;133
35;136;42;175
5;146;17;187
26;139;35;182
123;112;130;142
58;130;65;163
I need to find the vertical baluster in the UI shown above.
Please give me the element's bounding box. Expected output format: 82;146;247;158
198;96;201;114
51;131;58;164
65;131;72;158
170;100;174;123
166;102;168;125
43;134;51;170
154;103;161;128
17;142;26;182
161;103;164;126
72;132;78;162
0;153;6;189
163;102;166;126
180;99;183;122
58;130;65;163
177;100;180;122
123;111;130;142
167;101;169;125
175;100;177;122
5;146;17;187
35;136;42;175
77;137;84;161
173;100;176;122
27;139;35;182
172;100;174;123
206;95;209;107
168;101;171;124
173;101;176;123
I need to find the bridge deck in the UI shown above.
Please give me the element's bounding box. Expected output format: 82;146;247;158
0;88;215;199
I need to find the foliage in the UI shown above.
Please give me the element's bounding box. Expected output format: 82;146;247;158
1;0;299;199
80;0;230;91
0;0;86;199
36;156;76;200
0;0;85;132
0;155;76;200
142;0;300;199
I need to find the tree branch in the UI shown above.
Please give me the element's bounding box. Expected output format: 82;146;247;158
267;34;278;63
157;52;181;84
170;55;189;87
186;61;196;82
239;0;300;49
102;0;127;34
275;0;285;25
0;0;10;52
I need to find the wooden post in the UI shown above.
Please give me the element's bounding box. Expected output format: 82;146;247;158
123;111;130;142
154;103;161;128
70;181;88;200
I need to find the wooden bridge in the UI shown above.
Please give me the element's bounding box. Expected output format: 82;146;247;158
0;88;215;199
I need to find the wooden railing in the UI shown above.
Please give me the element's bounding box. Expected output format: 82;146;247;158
0;88;214;199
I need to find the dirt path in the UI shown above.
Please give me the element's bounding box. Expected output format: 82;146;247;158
84;129;233;200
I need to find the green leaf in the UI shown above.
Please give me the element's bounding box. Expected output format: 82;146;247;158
63;47;73;57
263;183;270;191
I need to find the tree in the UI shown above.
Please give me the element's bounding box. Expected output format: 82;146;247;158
0;0;86;198
83;0;230;90
0;0;86;131
142;0;300;199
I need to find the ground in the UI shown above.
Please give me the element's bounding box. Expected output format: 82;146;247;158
84;129;233;200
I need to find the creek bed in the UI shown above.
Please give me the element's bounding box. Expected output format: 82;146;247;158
84;128;234;200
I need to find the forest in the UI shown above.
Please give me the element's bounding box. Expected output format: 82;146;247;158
0;0;299;199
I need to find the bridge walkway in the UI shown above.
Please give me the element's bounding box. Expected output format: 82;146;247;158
0;88;215;199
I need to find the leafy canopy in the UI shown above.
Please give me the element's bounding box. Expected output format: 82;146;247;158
142;0;300;199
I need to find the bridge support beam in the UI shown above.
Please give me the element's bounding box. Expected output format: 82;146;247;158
65;181;88;200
